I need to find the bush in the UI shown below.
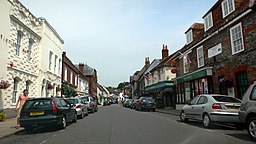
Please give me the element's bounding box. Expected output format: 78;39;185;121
0;111;6;121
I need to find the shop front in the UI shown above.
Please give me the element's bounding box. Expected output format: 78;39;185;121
175;67;213;110
144;81;176;109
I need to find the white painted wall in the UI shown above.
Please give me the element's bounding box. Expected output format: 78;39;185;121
38;19;63;97
5;0;41;108
0;0;11;110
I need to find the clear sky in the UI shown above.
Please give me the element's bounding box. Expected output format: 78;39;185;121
20;0;217;87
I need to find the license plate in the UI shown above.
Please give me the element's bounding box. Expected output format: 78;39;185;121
227;106;240;110
30;111;44;116
147;104;152;107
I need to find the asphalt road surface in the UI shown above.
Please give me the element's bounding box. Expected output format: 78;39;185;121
0;104;254;144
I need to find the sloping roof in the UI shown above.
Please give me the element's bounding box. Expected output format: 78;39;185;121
145;59;161;74
185;23;204;33
76;64;95;76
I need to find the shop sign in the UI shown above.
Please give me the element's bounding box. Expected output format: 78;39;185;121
176;68;212;83
145;81;174;91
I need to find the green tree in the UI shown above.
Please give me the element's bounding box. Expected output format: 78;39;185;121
117;82;129;90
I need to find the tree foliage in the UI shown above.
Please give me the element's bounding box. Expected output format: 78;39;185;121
117;82;129;90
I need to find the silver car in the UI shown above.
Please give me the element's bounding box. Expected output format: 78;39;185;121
180;94;241;128
66;97;88;119
239;82;256;140
78;95;98;113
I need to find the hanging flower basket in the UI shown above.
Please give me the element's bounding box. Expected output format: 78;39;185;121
0;80;10;89
56;86;61;92
47;83;54;90
218;77;234;88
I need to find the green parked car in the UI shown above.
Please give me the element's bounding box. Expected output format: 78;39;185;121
19;97;77;133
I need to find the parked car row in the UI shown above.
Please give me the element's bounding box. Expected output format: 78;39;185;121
180;82;256;141
123;97;156;112
19;95;98;133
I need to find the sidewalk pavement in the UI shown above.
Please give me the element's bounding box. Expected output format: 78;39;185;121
0;117;23;139
156;107;180;116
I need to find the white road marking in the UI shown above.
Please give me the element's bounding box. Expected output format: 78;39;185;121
52;134;57;137
40;140;47;144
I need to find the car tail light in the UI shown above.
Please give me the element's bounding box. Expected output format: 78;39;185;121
52;100;58;113
76;104;81;109
212;103;222;109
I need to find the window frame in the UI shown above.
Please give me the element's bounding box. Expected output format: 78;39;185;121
64;67;68;81
16;31;22;56
230;23;244;55
54;55;57;73
49;51;53;70
183;54;189;74
186;30;193;44
58;59;61;75
197;46;204;68
204;12;213;31
12;78;18;103
27;39;33;61
222;0;235;18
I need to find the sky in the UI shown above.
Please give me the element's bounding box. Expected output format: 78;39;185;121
20;0;217;87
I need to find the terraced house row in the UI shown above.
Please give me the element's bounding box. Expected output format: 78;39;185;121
0;0;99;111
130;0;256;110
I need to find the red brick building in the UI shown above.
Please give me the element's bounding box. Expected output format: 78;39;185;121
175;0;256;109
78;63;98;98
62;52;79;97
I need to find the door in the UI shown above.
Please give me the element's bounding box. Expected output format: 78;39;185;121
185;96;199;119
60;99;73;122
193;96;208;120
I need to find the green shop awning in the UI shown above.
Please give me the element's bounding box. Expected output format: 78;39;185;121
176;67;212;84
145;81;174;92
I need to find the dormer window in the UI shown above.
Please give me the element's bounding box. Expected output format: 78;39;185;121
186;30;193;44
204;12;213;31
222;0;235;18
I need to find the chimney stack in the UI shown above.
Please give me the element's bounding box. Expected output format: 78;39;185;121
78;63;85;73
162;44;169;59
145;57;150;65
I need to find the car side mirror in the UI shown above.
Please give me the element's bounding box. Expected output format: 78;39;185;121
185;100;191;104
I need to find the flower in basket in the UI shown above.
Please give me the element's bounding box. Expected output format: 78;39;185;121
56;86;61;92
47;83;54;90
0;80;11;89
224;77;234;88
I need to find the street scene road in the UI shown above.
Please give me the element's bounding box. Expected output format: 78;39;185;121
0;105;254;144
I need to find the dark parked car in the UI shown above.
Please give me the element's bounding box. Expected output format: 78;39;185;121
103;99;111;106
239;82;256;140
19;97;77;133
136;97;156;111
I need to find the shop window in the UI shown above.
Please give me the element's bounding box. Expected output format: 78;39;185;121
236;72;248;99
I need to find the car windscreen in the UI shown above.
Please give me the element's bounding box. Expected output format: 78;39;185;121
212;96;241;103
66;99;78;104
81;97;89;102
23;99;52;110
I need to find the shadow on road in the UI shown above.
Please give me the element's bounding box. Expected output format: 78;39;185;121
14;124;73;135
225;133;252;142
176;120;253;142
